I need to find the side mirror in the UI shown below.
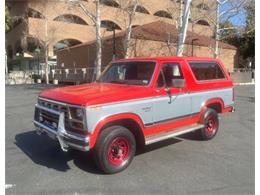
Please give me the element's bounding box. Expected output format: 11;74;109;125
172;79;185;88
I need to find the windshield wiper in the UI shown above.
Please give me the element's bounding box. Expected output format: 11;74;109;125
109;80;128;84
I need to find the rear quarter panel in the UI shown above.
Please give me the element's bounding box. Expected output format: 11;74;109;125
182;58;234;113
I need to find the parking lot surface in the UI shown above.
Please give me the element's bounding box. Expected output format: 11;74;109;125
6;84;254;194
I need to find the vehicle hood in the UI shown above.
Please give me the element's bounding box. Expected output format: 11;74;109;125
39;83;153;106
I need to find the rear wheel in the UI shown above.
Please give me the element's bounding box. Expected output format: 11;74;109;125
199;108;219;140
94;126;136;174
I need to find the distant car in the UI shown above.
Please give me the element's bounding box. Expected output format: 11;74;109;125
34;57;235;174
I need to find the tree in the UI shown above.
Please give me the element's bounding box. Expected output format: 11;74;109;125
26;1;59;84
68;0;102;79
122;0;138;58
188;0;248;58
214;0;248;58
243;0;254;63
5;6;12;33
176;0;192;56
5;5;12;74
7;1;68;84
219;21;237;40
218;0;254;68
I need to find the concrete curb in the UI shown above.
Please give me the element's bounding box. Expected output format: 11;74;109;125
234;82;255;86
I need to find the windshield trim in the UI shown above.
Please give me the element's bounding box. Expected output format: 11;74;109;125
96;60;158;87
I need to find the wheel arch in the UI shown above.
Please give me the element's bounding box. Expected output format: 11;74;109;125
89;113;145;149
200;98;224;116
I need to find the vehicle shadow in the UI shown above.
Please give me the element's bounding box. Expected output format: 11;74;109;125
177;131;203;141
15;130;200;174
14;130;102;174
136;138;182;155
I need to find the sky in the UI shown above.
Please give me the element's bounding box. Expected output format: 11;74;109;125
228;10;246;26
220;1;247;27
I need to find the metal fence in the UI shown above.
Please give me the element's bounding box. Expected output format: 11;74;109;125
6;67;255;85
231;68;254;83
233;68;255;73
49;68;96;83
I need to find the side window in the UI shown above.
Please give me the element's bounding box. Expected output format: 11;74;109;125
156;63;184;88
188;61;226;81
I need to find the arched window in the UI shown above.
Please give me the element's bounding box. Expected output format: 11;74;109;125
12;18;23;28
176;0;184;4
154;10;173;19
26;37;43;53
197;3;210;11
54;14;88;25
100;0;120;8
101;20;121;31
27;8;45;19
53;39;82;54
129;5;150;14
196;19;210;26
132;25;140;28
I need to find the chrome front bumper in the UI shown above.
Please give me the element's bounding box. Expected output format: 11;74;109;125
34;104;89;152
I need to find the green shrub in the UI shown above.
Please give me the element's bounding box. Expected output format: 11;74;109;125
31;74;41;83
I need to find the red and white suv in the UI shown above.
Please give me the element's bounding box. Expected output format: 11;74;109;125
34;57;235;174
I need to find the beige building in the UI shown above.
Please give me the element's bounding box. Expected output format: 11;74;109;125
57;21;236;76
6;0;219;71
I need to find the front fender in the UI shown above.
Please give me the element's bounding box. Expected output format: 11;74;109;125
88;113;145;149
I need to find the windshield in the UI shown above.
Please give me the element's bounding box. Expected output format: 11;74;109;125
98;61;156;86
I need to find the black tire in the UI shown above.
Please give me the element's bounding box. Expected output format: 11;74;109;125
199;108;219;140
94;125;136;174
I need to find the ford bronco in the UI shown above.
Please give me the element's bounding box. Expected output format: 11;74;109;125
34;57;234;174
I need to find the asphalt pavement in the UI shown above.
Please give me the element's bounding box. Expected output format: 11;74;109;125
5;84;255;195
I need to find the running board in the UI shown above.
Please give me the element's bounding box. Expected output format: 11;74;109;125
145;123;204;145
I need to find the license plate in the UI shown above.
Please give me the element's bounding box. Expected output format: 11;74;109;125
43;120;58;131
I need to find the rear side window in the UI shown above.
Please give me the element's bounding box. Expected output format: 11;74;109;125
188;62;226;81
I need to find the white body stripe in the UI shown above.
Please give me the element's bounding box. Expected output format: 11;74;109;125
86;87;234;132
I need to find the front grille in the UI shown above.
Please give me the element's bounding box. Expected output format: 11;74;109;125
35;99;69;131
38;99;68;113
35;98;85;134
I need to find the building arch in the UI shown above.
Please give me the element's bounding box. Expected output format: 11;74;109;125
196;3;210;11
26;36;44;53
154;10;173;19
101;20;122;31
100;0;120;8
53;39;83;54
132;25;140;28
129;5;150;14
196;19;210;26
12;18;23;28
27;7;45;19
54;14;88;25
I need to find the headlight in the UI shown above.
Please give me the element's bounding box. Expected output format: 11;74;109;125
69;107;84;121
76;109;84;119
68;107;87;132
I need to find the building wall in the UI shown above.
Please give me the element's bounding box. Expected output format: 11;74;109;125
57;36;125;70
128;39;236;72
6;0;216;58
57;37;236;73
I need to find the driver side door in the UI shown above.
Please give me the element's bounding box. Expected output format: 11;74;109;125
152;62;192;124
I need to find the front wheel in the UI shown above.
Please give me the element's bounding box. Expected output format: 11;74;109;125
94;126;136;174
199;108;219;140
